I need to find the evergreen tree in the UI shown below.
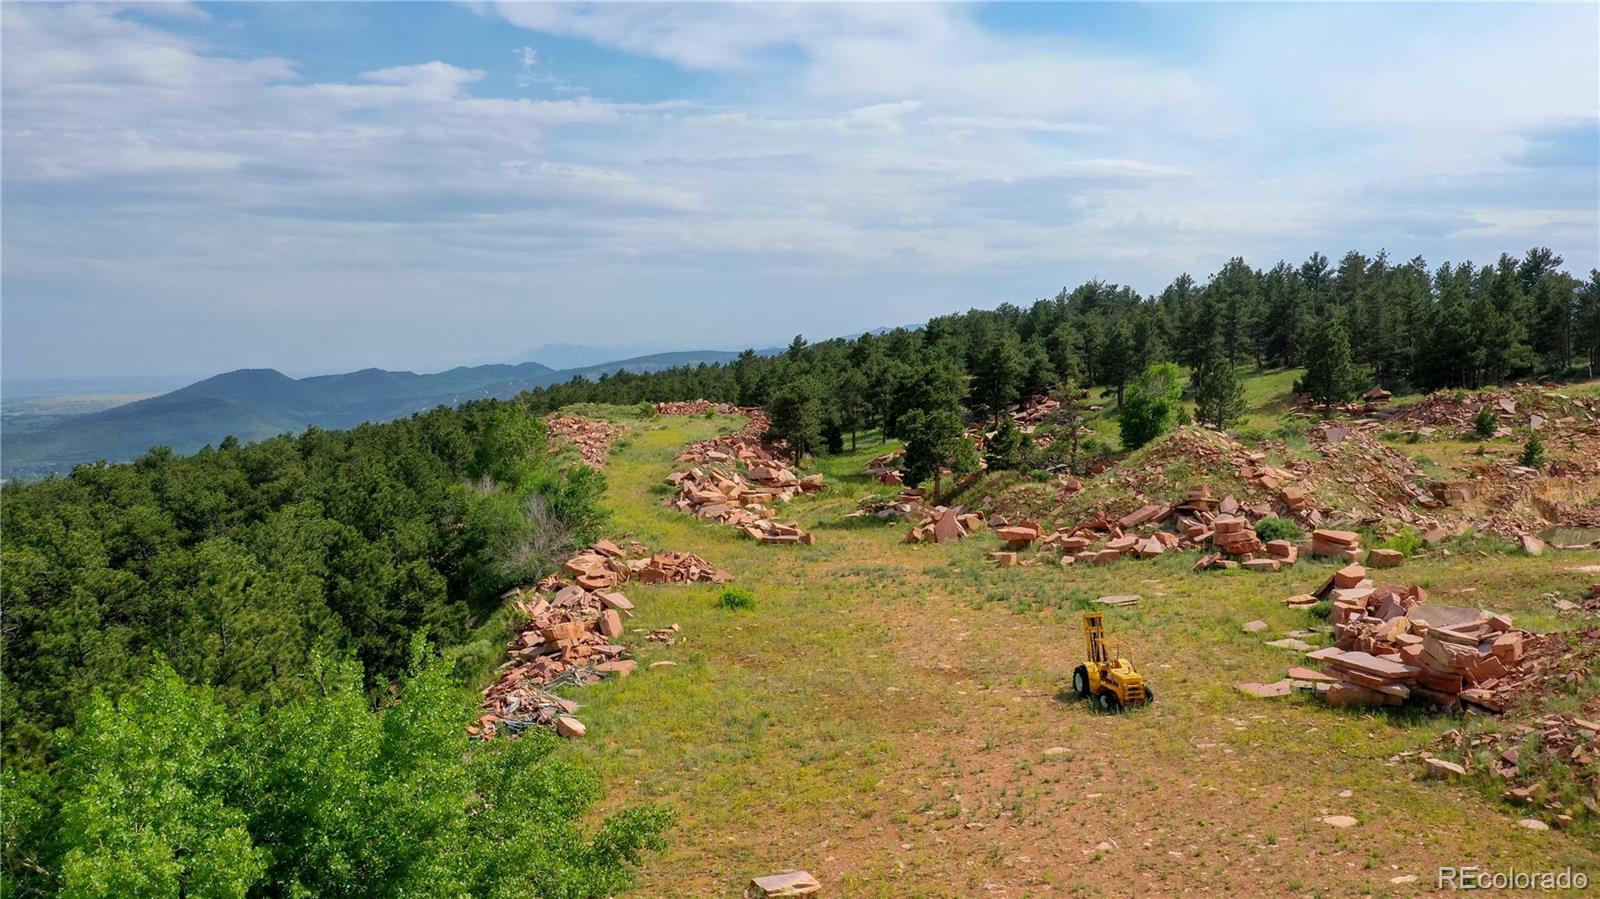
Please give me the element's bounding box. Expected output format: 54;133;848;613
764;378;825;463
1195;359;1247;430
1018;339;1057;399
1259;262;1305;367
1297;317;1361;408
1474;405;1498;439
1576;271;1600;376
1098;321;1136;407
1211;257;1261;364
899;407;966;499
834;367;871;450
1045;376;1088;473
1520;431;1546;469
985;416;1025;471
966;326;1025;421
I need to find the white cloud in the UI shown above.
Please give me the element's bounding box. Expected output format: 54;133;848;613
2;3;1596;378
488;2;954;72
927;115;1107;135
360;62;485;97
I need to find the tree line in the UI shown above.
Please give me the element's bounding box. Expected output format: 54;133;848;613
510;247;1596;483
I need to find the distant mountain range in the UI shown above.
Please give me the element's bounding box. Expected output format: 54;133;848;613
1;350;743;479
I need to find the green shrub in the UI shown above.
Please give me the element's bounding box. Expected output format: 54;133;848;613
717;586;757;611
1254;517;1304;543
1233;426;1267;445
1375;527;1424;557
1471;405;1496;438
1119;363;1183;450
1309;600;1333;620
1272;420;1310;450
1;652;671;898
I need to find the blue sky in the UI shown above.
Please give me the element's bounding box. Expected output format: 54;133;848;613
3;2;1596;379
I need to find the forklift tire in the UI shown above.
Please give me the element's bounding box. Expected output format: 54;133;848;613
1097;691;1121;713
1143;688;1154;705
1071;666;1089;699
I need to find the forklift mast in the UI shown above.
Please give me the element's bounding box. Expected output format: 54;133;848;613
1082;611;1109;665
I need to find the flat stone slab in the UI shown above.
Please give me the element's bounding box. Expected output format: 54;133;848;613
1266;638;1313;651
1236;680;1293;698
748;870;822;897
1320;815;1358;828
1242;620;1268;633
1096;594;1141;607
1425;758;1466;778
1326;650;1418;679
1407;604;1484;630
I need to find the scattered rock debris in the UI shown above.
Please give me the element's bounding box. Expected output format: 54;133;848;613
655;400;742;416
904;504;987;544
473;541;727;740
1240;565;1558;716
667;409;824;544
545;413;621;469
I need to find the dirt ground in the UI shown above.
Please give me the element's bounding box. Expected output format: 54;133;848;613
551;413;1599;897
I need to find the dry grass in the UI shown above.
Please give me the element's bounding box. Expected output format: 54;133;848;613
519;408;1598;897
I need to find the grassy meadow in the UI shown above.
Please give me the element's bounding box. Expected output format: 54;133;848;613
502;389;1598;897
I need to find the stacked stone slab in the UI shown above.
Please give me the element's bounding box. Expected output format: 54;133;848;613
546;413;623;469
1251;569;1534;712
1311;528;1363;560
475;542;728;740
667;414;824;544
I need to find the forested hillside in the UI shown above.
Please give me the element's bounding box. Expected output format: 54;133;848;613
0;399;684;897
1;400;605;762
517;249;1600;440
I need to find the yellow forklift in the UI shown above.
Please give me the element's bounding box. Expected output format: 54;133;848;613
1071;611;1152;711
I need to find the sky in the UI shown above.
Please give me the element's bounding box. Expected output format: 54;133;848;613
3;2;1597;380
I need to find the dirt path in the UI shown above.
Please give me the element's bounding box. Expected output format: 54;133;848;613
561;414;1598;897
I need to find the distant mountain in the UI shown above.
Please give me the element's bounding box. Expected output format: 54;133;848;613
508;342;682;370
1;351;743;479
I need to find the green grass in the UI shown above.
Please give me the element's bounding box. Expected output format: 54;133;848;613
509;407;1599;897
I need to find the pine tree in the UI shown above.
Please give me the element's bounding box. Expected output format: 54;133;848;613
1195;359;1247;430
1473;405;1498;439
822;415;845;455
1046;376;1088;473
900;407;966;499
1297;317;1361;408
967;327;1025;421
1098;321;1136;407
764;378;824;464
985;416;1024;471
834;367;870;450
1520;431;1546;469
